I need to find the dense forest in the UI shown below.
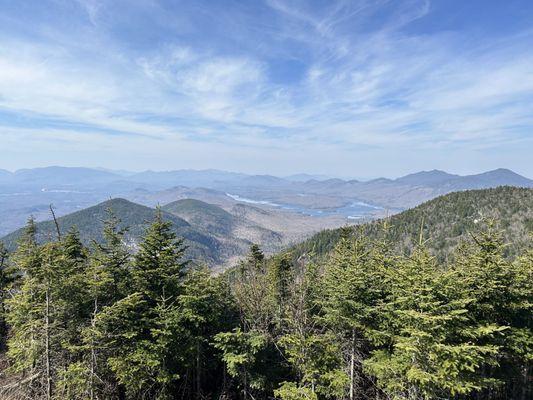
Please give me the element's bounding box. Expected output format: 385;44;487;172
0;202;531;399
292;186;533;262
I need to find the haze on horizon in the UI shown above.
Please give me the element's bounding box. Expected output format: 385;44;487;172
1;0;532;177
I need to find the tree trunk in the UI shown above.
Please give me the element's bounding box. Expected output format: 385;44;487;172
350;330;355;400
90;297;98;400
243;366;248;400
196;340;201;399
520;363;529;400
45;286;52;400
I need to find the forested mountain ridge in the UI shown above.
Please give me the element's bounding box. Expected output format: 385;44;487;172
292;186;533;262
162;199;237;235
0;198;290;269
394;168;532;189
161;198;284;267
0;198;222;265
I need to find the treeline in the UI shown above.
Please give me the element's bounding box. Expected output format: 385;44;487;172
0;210;531;400
292;187;533;263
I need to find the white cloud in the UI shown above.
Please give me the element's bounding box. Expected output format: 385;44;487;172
0;0;531;174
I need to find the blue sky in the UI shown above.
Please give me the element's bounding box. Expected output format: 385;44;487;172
0;0;532;178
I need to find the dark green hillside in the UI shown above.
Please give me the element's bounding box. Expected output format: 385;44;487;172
293;186;533;261
162;198;235;235
1;198;222;264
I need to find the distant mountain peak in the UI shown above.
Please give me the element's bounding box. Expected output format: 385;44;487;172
464;168;533;187
395;169;459;186
285;173;331;182
478;168;523;177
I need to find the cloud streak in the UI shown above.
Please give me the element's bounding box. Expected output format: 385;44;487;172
0;0;532;176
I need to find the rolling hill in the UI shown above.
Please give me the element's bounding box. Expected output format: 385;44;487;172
0;198;222;265
161;199;285;267
162;199;236;235
291;186;533;262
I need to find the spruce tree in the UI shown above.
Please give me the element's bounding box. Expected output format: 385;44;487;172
0;241;13;350
95;209;189;399
132;208;187;299
53;228;92;399
5;218;47;397
365;247;505;399
176;268;237;398
215;245;284;399
453;226;533;399
320;229;392;399
83;209;132;398
276;261;346;400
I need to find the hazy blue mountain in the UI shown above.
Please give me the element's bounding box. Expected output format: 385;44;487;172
395;169;459;186
394;168;533;190
284;173;331;182
292;168;533;210
11;166;120;186
446;168;533;189
239;175;291;187
1;166;532;239
126;169;247;189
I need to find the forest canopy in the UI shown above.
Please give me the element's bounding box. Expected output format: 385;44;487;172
0;205;531;400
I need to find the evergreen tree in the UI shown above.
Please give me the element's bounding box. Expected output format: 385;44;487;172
215;245;286;399
5;218;47;397
365;247;505;399
267;253;293;326
83;209;132;399
507;240;533;400
0;241;13;350
214;327;271;399
52;228;93;399
453;226;533;399
132;208;187;299
320;229;392;399
95;209;189;399
276;262;347;400
176;268;237;398
0;205;531;400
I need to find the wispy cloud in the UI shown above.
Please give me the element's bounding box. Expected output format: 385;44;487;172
0;0;531;176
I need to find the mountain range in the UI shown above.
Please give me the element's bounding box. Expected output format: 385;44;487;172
3;186;531;270
1;197;343;269
0;199;224;266
0;166;531;244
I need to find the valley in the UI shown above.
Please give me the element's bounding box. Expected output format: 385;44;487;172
1;167;532;269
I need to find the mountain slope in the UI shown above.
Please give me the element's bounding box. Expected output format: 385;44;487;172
292;186;533;261
11;166;120;185
395;169;459;186
0;198;222;265
162;199;235;235
441;168;533;190
162;199;284;266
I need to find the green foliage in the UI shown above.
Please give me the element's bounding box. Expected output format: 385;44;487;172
214;328;269;390
132;208;188;298
274;382;318;400
1;198;221;265
293;186;533;262
0;241;14;349
0;193;531;400
365;248;504;399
